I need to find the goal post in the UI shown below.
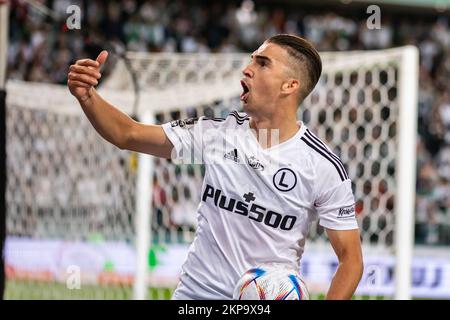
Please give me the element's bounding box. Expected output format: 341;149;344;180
0;0;10;300
4;46;419;300
134;111;154;301
394;46;419;300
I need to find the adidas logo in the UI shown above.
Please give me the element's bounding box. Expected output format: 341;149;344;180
224;148;240;163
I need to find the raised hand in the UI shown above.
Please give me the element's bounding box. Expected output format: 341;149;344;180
68;50;108;101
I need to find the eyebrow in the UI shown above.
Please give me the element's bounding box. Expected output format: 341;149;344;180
251;54;272;65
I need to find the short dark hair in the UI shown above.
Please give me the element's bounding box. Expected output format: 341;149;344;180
267;34;322;102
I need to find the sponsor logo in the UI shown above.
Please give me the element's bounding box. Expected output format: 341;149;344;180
202;184;297;231
171;117;199;128
224;148;240;163
246;156;264;171
273;168;297;192
337;205;356;218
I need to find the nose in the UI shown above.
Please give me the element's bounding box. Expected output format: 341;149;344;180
242;64;253;78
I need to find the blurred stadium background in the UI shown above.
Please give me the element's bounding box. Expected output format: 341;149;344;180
0;0;449;300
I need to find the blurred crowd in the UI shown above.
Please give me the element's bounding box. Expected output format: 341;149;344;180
6;0;450;245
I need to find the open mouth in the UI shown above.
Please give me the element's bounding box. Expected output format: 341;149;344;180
240;80;250;102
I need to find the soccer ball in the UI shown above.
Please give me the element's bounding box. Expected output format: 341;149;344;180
233;263;309;300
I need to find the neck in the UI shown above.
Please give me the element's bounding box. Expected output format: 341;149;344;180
249;109;300;149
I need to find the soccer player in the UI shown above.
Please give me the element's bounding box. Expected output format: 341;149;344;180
68;34;363;300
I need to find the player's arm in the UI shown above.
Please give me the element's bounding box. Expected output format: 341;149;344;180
67;51;174;158
325;228;364;300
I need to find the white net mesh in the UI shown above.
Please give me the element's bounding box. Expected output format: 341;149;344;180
5;48;414;299
7;104;136;241
5;82;138;298
304;54;400;247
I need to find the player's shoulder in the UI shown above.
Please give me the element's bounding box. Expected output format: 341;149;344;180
167;110;248;131
299;127;350;184
226;110;250;126
168;115;225;129
200;110;249;129
214;110;250;128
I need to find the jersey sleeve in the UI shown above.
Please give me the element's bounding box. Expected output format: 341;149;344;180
313;161;358;230
161;116;220;164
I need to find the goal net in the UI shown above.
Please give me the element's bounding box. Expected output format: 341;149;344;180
4;47;418;299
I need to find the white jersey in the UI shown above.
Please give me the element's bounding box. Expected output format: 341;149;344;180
161;111;358;300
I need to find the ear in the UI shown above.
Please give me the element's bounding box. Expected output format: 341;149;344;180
281;78;300;95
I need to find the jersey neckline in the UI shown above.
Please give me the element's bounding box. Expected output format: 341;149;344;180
244;119;306;152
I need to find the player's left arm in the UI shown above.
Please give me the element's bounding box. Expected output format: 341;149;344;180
325;228;364;300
